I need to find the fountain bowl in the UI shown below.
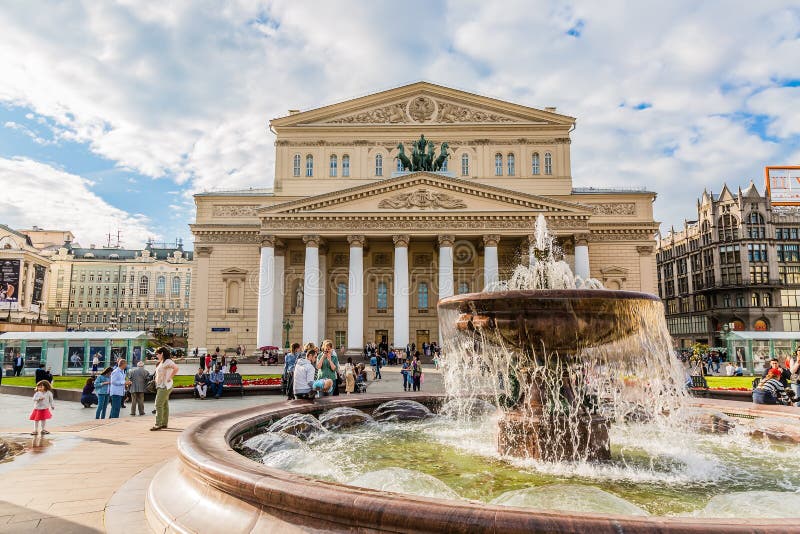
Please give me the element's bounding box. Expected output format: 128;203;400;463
438;289;662;359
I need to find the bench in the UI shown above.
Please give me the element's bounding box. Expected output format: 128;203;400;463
223;372;244;397
689;375;709;397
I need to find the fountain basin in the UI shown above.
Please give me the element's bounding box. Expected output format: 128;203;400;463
438;289;662;358
145;394;799;533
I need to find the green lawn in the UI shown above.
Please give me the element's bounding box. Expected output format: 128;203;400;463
1;374;281;390
705;376;758;389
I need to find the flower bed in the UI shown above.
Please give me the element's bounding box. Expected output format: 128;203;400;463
175;377;281;389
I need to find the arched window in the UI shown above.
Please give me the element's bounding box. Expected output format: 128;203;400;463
397;157;404;172
441;156;448;172
293;154;301;177
751;292;760;307
375;154;383;176
172;276;180;296
764;293;772;307
461;153;469;176
329;155;337;177
544;152;553;175
495;153;503;176
418;282;429;309
305;155;314;177
701;220;712;245
156;276;166;296
336;282;347;311
377;282;388;310
532;152;540;175
507;153;515;176
748;212;764;224
138;276;149;296
458;281;469;294
342;155;350;177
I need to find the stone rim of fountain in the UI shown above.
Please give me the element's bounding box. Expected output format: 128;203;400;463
438;287;662;305
145;393;798;533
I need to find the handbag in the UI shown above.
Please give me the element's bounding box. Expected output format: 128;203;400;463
145;377;156;393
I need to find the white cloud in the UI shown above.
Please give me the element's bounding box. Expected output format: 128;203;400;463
0;157;157;247
0;1;798;232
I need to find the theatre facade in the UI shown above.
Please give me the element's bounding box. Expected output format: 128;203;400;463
188;82;659;354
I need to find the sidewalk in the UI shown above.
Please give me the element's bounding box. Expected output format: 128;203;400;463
0;368;442;533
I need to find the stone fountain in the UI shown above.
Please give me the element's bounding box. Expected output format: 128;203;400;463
438;214;674;461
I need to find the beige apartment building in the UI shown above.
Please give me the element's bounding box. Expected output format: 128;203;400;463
188;82;659;353
0;225;52;329
46;241;193;334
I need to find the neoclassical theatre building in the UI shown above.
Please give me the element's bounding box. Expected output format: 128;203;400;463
188;82;659;354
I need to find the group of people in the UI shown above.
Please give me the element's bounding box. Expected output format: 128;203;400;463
201;347;238;374
192;365;226;399
30;346;179;435
753;353;800;406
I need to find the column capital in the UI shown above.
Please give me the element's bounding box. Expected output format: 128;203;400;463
636;245;655;255
195;245;213;257
347;235;366;248
302;234;321;248
574;233;591;246
437;234;455;247
482;234;501;247
392;234;411;248
260;234;277;248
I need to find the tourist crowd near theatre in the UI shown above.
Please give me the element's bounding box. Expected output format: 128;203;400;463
188;82;660;355
657;179;800;352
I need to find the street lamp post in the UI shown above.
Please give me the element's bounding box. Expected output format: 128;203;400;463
36;301;43;323
282;318;294;349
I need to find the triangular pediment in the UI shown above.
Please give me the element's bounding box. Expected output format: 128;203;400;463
221;267;248;276
271;82;575;128
259;172;591;216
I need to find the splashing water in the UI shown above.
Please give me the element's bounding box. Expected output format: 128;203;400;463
439;212;690;463
486;214;604;292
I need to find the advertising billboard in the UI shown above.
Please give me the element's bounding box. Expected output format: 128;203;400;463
31;264;46;306
765;166;800;206
0;259;20;308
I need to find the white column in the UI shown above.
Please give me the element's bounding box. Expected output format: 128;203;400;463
302;235;321;344
393;234;410;348
438;235;455;300
256;236;276;348
347;235;365;353
272;243;285;349
318;246;327;342
575;233;590;280
483;234;500;289
190;246;211;349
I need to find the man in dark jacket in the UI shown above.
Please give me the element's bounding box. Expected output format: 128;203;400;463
34;364;52;384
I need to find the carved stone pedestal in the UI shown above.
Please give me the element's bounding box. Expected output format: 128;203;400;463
497;411;611;462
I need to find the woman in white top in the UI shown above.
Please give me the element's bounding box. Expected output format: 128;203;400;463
151;347;178;431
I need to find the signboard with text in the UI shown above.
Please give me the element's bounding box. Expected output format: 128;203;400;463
766;166;800;206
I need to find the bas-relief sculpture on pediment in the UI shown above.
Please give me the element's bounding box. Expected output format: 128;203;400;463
377;188;467;210
325;96;527;125
588;203;637;216
213;205;260;217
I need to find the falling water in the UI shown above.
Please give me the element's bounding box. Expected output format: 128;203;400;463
439;213;689;462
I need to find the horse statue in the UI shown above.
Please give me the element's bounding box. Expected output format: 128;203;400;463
424;140;436;171
432;142;450;172
396;143;412;171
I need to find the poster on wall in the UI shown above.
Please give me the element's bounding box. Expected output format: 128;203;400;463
0;259;20;308
766;166;800;206
89;346;106;368
68;347;85;369
31;264;46;308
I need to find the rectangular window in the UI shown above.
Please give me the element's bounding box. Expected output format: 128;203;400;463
417;282;429;310
461;154;469;176
750;265;769;284
695;294;706;311
747;244;767;262
784;312;800;332
781;289;800;307
334;331;346;350
722;294;731;307
336;283;347;312
780;265;800;284
719;244;740;264
778;244;800;262
377;282;388;310
777;228;799;240
720;265;742;285
495;154;502;176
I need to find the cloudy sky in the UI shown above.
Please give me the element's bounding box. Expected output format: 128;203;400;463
1;1;799;249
